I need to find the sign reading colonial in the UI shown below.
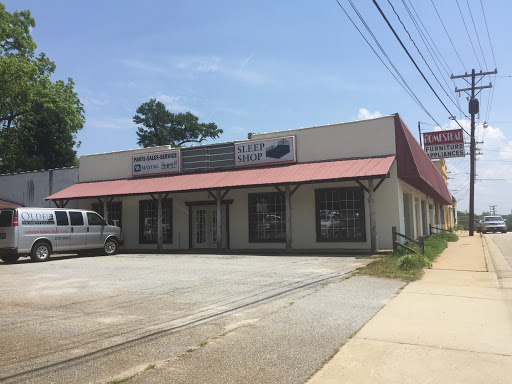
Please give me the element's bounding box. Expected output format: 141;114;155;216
132;150;180;176
234;136;296;167
423;129;465;159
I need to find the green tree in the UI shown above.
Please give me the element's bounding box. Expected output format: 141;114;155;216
0;3;84;173
133;98;222;147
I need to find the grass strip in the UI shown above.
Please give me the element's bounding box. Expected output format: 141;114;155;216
357;232;458;282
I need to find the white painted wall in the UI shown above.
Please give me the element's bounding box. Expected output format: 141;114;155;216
0;168;79;208
251;115;397;163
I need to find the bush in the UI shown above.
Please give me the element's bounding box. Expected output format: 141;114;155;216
358;232;459;282
398;254;431;270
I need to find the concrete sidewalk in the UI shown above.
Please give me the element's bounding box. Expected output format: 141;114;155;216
307;232;512;384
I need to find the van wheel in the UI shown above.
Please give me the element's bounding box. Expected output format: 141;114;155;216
104;238;118;255
31;242;51;262
1;255;20;264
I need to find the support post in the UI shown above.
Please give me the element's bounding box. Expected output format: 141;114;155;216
157;193;163;252
368;179;377;253
392;226;397;253
469;69;476;236
216;190;222;253
285;185;292;250
103;197;109;223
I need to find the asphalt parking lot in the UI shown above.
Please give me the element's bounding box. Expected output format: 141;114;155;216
0;253;404;384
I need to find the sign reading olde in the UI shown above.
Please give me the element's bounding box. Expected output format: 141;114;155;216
234;136;296;167
423;129;465;159
132;150;180;176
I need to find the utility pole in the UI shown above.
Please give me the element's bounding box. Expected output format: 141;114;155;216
451;69;497;236
418;121;422;147
489;205;497;215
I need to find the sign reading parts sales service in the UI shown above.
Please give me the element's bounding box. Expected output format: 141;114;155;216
423;129;465;160
132;150;180;176
234;136;296;167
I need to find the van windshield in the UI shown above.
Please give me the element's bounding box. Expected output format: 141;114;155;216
0;210;13;227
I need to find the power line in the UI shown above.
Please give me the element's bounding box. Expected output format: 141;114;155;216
334;0;444;128
402;0;459;105
387;0;468;119
430;0;466;72
371;0;470;136
479;0;497;67
465;0;488;69
455;0;482;68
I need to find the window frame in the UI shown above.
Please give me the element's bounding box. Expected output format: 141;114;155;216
69;211;84;226
315;187;366;242
248;192;286;243
55;211;69;226
138;199;173;244
92;202;122;228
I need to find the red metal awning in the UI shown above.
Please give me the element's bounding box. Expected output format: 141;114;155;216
394;114;452;205
46;156;395;200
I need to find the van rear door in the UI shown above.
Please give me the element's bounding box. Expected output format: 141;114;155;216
0;209;17;250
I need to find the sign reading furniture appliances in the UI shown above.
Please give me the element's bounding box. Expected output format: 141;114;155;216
423;129;465;159
132;150;180;176
235;136;296;167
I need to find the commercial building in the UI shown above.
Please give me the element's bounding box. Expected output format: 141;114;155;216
46;114;453;252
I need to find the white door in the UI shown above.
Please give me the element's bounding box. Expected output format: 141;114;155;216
192;206;226;249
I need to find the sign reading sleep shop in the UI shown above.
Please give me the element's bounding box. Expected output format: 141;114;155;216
132;150;180;176
423;129;465;160
234;136;296;167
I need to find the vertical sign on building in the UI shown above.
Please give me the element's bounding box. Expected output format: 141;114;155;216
423;129;465;159
234;136;296;167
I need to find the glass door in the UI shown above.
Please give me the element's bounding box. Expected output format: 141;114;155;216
192;206;226;248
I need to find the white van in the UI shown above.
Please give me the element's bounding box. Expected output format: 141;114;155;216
0;208;122;263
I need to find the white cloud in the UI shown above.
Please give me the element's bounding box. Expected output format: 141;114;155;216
173;56;220;75
357;108;382;120
156;94;191;113
88;117;134;130
120;59;167;74
499;141;512;161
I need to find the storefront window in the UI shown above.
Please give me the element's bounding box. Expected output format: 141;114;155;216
248;192;286;242
316;188;365;242
92;202;123;228
138;199;172;244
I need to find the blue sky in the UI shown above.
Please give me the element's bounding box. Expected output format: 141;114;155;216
4;0;512;215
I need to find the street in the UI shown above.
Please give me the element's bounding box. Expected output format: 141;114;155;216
0;253;404;384
485;232;512;268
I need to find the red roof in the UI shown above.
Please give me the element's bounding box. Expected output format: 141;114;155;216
394;114;452;205
0;199;23;209
46;156;395;200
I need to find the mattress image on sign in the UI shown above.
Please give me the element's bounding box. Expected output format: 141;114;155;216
265;139;290;159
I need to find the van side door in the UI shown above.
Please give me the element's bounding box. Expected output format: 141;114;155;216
85;211;106;249
54;211;71;251
68;211;87;250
